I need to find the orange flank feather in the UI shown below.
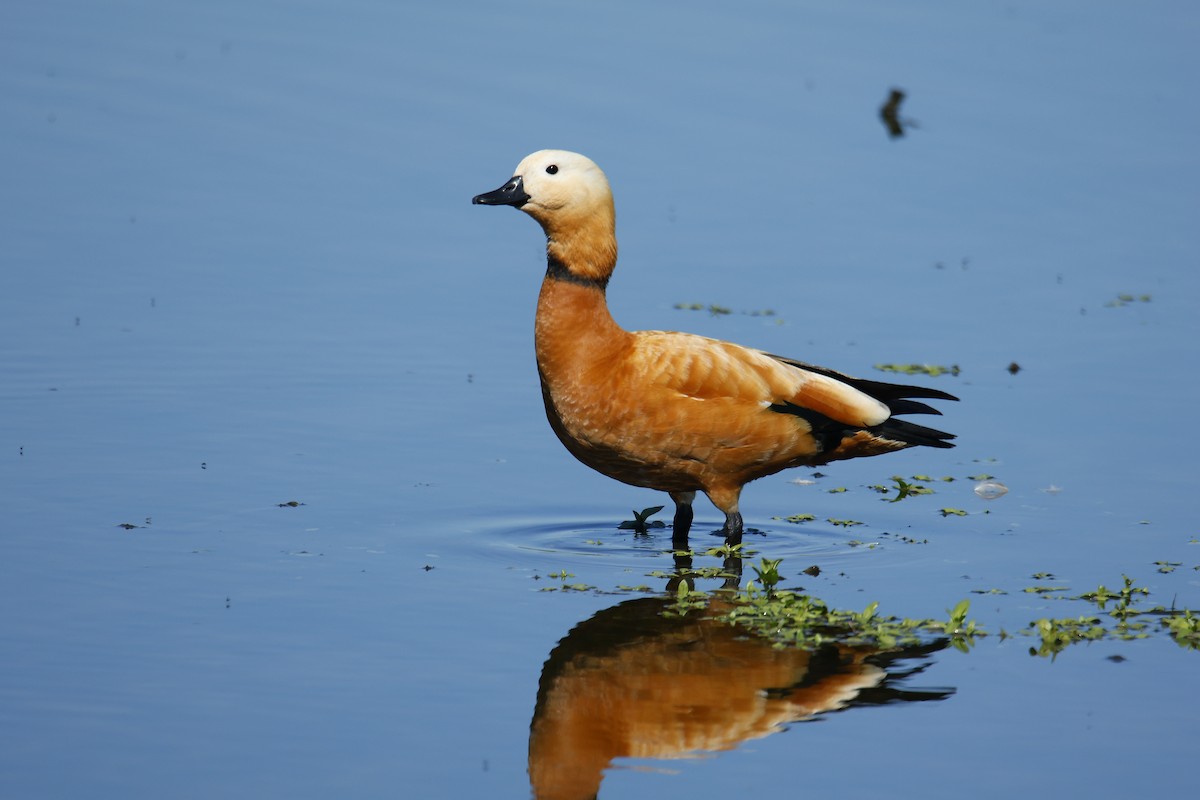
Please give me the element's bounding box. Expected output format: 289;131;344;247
474;150;956;544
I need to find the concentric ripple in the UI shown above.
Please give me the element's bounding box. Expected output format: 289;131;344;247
466;511;868;585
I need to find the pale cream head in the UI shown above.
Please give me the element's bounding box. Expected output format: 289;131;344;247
473;150;618;282
509;150;612;226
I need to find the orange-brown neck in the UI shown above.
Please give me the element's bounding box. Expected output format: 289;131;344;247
545;232;617;285
529;190;617;286
535;272;631;383
532;192;628;378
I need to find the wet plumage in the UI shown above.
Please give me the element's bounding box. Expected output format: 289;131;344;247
473;150;956;544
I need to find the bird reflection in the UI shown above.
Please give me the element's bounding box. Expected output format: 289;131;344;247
529;553;953;800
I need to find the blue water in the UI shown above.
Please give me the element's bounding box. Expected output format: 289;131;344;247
3;1;1198;798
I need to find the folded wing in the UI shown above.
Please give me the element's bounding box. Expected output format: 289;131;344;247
632;332;956;457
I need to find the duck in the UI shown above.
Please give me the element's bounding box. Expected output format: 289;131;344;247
473;150;956;546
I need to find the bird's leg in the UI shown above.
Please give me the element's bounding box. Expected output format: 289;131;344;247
670;491;695;549
706;487;744;546
720;551;743;591
668;547;694;595
721;511;744;546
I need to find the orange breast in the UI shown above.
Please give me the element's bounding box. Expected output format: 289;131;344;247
534;281;878;495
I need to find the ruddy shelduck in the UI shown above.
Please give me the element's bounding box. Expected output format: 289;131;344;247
473;150;956;545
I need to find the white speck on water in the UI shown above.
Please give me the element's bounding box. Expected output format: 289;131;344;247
974;480;1008;500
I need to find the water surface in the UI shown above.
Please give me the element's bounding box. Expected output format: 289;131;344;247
2;2;1198;798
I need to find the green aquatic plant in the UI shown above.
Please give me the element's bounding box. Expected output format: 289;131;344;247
673;302;775;317
939;508;968;517
1011;575;1200;655
1024;585;1071;596
730;568;1193;654
1163;611;1200;650
704;542;744;558
1029;616;1107;658
874;363;961;377
1104;293;1152;308
649;566;737;581
888;476;933;502
719;585;983;650
937;600;984;650
535;550;1197;656
751;557;783;591
945;599;971;631
1077;575;1149;610
671;302;731;316
662;581;710;617
539;568;595;593
774;513;816;524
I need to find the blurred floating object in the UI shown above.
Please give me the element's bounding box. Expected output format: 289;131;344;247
875;362;961;377
1007;361;1021;374
974;480;1008;500
880;87;918;138
1043;485;1063;495
1104;292;1152;308
788;478;817;486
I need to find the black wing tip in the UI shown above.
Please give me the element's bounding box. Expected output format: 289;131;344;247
886;398;945;417
765;352;959;404
770;402;957;452
874;418;957;449
905;386;959;402
765;353;959;449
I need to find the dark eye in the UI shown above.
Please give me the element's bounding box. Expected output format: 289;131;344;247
546;164;558;175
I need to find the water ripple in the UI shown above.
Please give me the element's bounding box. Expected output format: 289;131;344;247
467;512;865;576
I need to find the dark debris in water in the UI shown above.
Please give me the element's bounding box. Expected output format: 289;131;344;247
879;87;919;139
673;302;776;318
618;506;666;534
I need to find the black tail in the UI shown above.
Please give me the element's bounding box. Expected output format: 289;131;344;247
767;353;958;451
869;417;956;449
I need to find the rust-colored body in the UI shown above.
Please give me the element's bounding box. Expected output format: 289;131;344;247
475;150;955;542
